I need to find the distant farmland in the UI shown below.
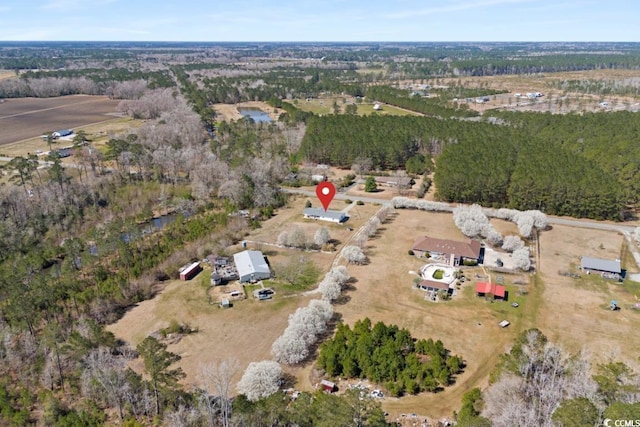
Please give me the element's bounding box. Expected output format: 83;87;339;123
0;95;121;146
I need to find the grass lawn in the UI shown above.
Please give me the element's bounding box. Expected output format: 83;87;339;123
289;97;420;117
108;277;316;392
0;116;143;158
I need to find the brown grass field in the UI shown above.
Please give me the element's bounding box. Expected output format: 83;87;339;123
0;70;15;80
0;95;121;147
107;196;380;391
329;210;533;419
537;225;640;367
107;197;640;420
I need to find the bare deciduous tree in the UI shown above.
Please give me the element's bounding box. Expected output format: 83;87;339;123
81;347;132;421
483;330;599;427
276;231;289;247
199;359;239;427
314;227;330;246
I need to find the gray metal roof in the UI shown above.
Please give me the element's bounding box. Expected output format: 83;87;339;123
303;208;346;221
233;250;270;278
581;256;621;274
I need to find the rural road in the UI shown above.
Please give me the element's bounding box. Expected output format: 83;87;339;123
282;187;639;234
2;160;637;237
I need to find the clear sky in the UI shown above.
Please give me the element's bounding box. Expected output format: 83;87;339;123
0;0;638;42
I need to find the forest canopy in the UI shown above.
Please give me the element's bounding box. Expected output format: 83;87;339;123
317;318;464;397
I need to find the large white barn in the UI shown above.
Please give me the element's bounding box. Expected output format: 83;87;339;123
233;250;271;283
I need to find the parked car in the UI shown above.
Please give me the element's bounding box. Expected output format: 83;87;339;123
370;389;384;398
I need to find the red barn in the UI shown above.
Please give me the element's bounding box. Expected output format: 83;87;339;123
320;379;336;393
179;262;202;281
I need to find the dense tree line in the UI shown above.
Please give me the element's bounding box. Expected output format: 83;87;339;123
489;110;640;204
21;68;174;88
299;114;514;170
0;76;157;99
549;77;640;97
231;389;389;426
299;109;631;219
317;318;463;397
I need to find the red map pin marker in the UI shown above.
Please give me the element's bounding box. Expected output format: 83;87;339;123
316;181;336;211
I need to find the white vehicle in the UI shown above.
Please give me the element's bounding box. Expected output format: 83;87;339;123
370;389;384;398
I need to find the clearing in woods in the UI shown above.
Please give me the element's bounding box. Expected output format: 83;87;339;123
0;95;121;147
107;195;376;391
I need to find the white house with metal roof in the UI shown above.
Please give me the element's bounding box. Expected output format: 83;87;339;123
303;208;348;223
233;250;271;283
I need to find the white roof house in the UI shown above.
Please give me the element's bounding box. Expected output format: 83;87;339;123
303;208;348;223
233;250;270;283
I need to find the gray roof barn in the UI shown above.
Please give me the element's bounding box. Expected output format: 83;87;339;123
580;256;621;274
233;250;270;283
303;208;347;223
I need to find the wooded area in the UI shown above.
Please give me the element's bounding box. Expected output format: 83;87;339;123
317;318;463;397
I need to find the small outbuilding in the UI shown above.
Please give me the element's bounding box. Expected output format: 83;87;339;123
476;282;506;299
233;250;271;283
220;298;231;308
303;207;348;223
179;262;202;281
320;379;336;393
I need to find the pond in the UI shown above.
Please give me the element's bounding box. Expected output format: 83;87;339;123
88;212;190;256
238;108;272;123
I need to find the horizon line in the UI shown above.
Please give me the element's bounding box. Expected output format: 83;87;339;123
1;40;639;44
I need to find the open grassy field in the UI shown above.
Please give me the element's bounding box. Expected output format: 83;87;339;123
292;95;420;117
106;194;640;420
107;195;381;391
329;209;640;420
0;95;121;147
0;115;144;157
537;224;640;369
107;275;316;391
328;209;533;419
0;70;15;80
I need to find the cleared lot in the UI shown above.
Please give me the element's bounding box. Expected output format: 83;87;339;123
0;95;121;146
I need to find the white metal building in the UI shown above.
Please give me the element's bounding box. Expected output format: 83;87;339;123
233;250;271;283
